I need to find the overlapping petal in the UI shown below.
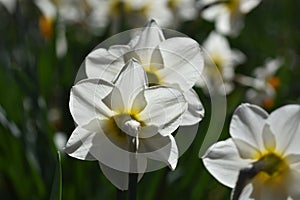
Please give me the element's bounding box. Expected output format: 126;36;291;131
130;19;165;49
230;103;268;151
137;86;187;136
157;37;203;91
69;79;115;125
140;135;178;170
267;105;300;155
111;59;148;112
202;138;251;188
180;89;204;126
64;126;96;161
85;47;126;81
99;162;145;191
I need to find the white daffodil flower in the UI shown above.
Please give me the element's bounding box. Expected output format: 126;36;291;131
84;19;204;126
202;103;300;199
0;0;17;13
166;0;198;27
199;0;261;36
65;59;187;190
196;31;245;94
236;57;283;108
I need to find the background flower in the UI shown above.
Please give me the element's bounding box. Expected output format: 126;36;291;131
199;0;262;36
196;31;245;94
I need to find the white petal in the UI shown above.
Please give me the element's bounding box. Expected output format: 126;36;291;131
286;169;300;198
235;183;254;200
267;105;300;155
99;162;146;191
140;134;178;170
86;119;148;173
137;86;187;136
201;4;223;21
230;103;268;151
216;10;243;37
262;124;276;151
85;47;125;80
202;138;251;188
233;138;261;159
108;45;130;57
240;0;261;13
180;89;204;126
286;154;300;171
157;37;204;91
69;79;114;125
130;19;165;49
112;59;147;112
64;126;97;161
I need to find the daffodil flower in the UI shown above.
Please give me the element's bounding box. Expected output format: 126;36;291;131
0;0;16;14
236;57;283;108
199;0;261;36
202;103;300;199
65;59;187;190
85;19;204;126
196;31;245;94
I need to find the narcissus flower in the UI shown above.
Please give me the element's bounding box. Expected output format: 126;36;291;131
196;31;245;94
65;59;187;190
199;0;261;36
202;103;300;199
85;19;204;126
236;57;283;108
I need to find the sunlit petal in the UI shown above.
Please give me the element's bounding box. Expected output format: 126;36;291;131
202;138;251;188
69;79;114;125
267;105;300;155
230;103;268;151
138;86;187;136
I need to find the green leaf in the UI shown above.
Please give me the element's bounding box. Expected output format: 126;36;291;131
50;151;62;200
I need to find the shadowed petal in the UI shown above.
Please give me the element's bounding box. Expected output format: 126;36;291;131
64;126;97;161
99;161;146;191
180;89;204;126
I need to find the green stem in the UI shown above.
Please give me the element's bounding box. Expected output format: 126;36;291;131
128;137;138;200
116;189;125;200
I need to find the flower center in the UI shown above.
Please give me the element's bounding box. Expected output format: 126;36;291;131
226;0;239;13
267;76;280;89
146;70;160;86
254;153;288;178
102;114;144;151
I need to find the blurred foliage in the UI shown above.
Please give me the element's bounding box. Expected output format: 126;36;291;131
0;0;299;200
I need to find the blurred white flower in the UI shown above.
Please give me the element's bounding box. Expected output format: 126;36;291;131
166;0;198;26
54;132;67;151
85;19;204;126
199;0;261;36
202;103;300;199
196;31;245;94
0;0;17;13
237;57;283;108
65;59;187;190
